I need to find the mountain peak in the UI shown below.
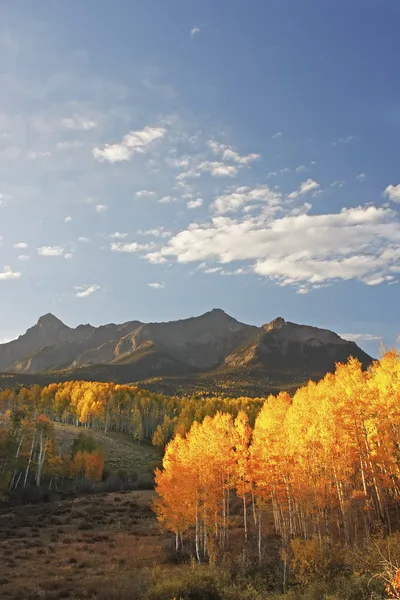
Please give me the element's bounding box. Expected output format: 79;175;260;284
263;317;286;331
197;308;230;320
37;313;65;329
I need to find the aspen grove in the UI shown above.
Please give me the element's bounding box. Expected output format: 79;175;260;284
154;351;400;572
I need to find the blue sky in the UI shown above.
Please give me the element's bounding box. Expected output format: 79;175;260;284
0;0;399;357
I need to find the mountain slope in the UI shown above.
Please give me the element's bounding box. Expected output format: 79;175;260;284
1;318;146;374
223;316;372;378
0;314;94;373
0;310;373;392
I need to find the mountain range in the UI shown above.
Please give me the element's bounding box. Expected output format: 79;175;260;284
0;309;372;395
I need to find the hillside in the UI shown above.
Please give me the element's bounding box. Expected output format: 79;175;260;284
53;423;161;477
0;310;373;395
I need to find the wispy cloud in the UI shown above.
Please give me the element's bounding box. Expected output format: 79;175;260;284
198;161;239;177
92;125;166;163
28;151;51;160
111;242;152;253
207;140;260;165
61;116;97;130
13;242;28;249
288;179;320;200
356;173;367;183
137;227;171;238
148;282;164;289
213;185;280;214
64;216;73;223
340;332;382;342
75;284;100;298
95;204;107;213
272;132;282;139
108;232;127;239
38;246;64;257
136;190;156;198
190;26;200;38
333;135;354;145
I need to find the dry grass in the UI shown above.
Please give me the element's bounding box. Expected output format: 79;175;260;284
0;490;168;599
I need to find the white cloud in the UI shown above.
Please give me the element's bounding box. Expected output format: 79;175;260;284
172;141;259;182
64;216;73;223
93;144;131;163
144;203;400;291
298;179;320;195
18;255;31;261
61;116;97;130
64;253;73;260
111;242;152;253
295;165;307;173
213;185;281;214
92;125;166;163
78;236;90;242
272;132;282;139
198;161;239;177
339;333;382;342
331;180;346;188
187;198;203;209
207;140;260;165
190;26;200;38
95;204;107;213
356;173;367;183
138;227;171;238
136;189;156;198
148;282;165;289
109;232;127;239
75;284;100;298
288;179;320;200
159;195;177;203
38;246;64;257
364;275;394;286
13;242;28;249
384;184;400;203
0;266;20;280
27;151;51;160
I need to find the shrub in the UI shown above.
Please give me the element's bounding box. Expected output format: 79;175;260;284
290;537;347;586
146;565;229;600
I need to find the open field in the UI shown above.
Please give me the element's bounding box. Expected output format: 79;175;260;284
53;423;162;477
0;489;284;600
0;490;383;600
0;490;168;599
